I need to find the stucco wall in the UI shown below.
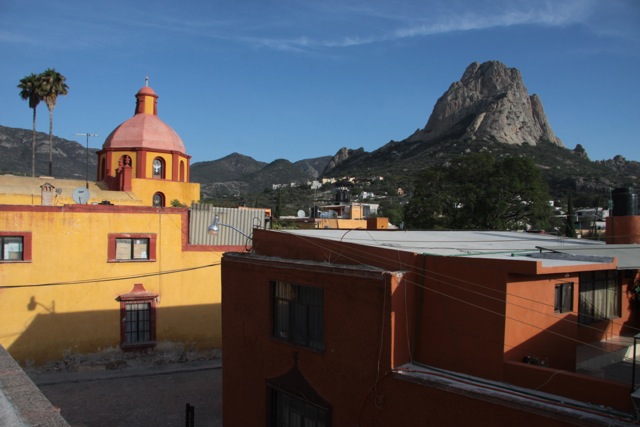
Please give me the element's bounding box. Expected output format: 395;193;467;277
222;253;396;426
0;204;221;365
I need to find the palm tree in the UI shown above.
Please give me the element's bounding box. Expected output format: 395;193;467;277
17;73;43;177
40;68;69;176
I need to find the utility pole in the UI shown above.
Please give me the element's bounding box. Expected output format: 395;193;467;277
76;133;98;189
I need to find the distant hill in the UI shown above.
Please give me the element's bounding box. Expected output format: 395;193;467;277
0;125;98;179
2;61;638;201
190;153;332;198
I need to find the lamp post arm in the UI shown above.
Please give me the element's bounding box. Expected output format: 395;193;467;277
216;223;252;240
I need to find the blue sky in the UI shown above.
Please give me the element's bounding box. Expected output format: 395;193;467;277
1;0;638;164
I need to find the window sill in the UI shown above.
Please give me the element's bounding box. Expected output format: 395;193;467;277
108;259;156;263
271;337;324;353
121;342;156;352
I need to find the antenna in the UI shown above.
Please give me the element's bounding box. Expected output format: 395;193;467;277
76;133;98;189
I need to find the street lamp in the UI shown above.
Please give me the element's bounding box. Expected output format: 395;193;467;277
207;214;252;240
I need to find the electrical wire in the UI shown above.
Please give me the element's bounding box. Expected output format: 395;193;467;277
0;262;220;289
282;231;640;366
287;230;640;337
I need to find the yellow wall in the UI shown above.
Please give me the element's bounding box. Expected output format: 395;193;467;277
0;174;199;208
131;176;199;207
0;204;221;365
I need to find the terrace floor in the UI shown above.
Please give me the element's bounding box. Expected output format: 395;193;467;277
577;334;640;389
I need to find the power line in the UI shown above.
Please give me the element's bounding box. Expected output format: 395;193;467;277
0;263;219;290
284;232;640;359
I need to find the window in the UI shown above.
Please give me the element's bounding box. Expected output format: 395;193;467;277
152;192;165;207
272;281;323;351
0;233;31;262
269;387;329;427
117;283;157;349
124;302;152;344
117;238;149;260
578;270;620;325
108;234;156;262
1;236;23;261
152;157;164;179
554;282;573;313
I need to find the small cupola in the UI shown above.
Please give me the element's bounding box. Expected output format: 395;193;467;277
134;78;158;115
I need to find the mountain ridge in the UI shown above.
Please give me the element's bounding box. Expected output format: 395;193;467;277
1;61;638;200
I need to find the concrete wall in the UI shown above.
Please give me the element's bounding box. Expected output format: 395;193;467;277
0;345;69;426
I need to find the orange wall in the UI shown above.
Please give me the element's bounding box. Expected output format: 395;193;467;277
413;255;509;380
504;274;580;370
504;361;633;413
222;244;606;425
222;253;395;426
357;373;577;427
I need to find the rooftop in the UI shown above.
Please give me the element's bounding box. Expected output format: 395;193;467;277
281;229;640;269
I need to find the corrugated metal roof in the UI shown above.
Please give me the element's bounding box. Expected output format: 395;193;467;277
189;203;268;246
536;244;640;270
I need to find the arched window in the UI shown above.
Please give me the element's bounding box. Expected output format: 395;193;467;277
152;192;165;207
179;161;185;182
152;157;164;179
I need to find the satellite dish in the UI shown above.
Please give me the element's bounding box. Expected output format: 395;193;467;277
72;187;90;204
297;209;306;218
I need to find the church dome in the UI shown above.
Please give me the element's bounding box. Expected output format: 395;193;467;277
102;85;186;154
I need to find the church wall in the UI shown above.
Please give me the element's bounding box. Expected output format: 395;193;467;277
130;178;200;207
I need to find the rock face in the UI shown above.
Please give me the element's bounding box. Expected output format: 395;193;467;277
407;61;564;147
324;147;365;174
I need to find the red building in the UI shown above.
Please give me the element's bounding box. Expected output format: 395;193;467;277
221;221;640;426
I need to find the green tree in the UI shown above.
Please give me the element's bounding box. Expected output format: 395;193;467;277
275;188;282;218
40;68;69;176
377;199;403;226
17;73;43;177
404;154;552;231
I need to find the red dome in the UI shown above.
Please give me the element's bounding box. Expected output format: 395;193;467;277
103;114;186;153
102;85;186;153
137;86;156;96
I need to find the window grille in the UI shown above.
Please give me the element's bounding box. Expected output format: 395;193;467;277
554;282;573;313
124;302;152;344
270;387;329;427
273;281;323;351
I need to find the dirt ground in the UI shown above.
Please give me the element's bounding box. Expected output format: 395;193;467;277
25;349;222;427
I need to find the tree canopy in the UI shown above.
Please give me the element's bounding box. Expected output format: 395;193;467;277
403;153;552;231
17;73;43;177
40;68;69;176
17;68;69;177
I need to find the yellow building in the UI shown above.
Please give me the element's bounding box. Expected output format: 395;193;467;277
0;83;245;365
